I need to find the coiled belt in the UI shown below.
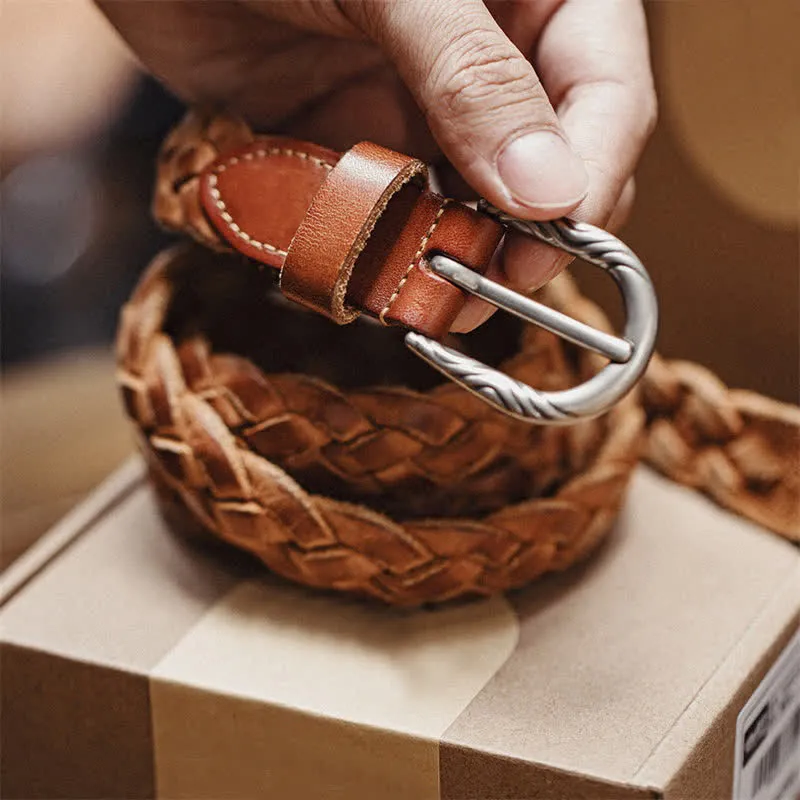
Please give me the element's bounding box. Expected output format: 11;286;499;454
116;111;798;605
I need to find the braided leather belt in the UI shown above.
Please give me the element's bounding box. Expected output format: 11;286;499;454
158;111;657;423
117;111;799;605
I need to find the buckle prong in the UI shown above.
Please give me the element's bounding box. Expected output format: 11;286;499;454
404;205;658;424
428;255;633;364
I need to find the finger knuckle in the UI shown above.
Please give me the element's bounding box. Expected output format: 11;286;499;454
429;33;543;120
619;179;636;215
643;88;659;138
344;0;387;35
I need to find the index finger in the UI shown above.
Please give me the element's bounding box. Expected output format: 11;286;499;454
501;0;656;289
541;0;655;217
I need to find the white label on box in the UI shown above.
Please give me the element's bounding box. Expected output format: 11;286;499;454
733;627;800;800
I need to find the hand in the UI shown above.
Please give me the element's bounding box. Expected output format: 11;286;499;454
98;0;656;330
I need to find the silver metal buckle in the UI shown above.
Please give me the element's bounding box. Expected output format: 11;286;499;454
405;201;658;424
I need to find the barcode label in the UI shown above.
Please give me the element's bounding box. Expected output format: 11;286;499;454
733;628;800;800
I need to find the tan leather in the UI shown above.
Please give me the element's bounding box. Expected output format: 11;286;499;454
127;110;800;606
160;111;503;339
117;245;799;605
117;246;642;605
280;141;428;324
642;355;800;537
201;136;340;268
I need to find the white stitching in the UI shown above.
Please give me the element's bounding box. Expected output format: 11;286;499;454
208;148;333;257
379;199;449;325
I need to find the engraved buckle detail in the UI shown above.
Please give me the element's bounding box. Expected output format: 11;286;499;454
404;203;658;424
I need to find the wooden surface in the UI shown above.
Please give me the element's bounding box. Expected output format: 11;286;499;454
1;349;134;569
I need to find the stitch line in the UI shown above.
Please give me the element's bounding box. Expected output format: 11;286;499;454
208;148;333;257
379;199;450;325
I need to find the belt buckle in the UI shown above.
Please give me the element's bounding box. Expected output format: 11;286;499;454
405;201;658;424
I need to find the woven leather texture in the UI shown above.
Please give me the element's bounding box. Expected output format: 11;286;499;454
121;110;800;605
153;110;255;251
642;354;800;539
117;245;798;606
118;246;646;605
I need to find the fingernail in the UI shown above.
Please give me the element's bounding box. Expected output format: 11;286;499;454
497;132;589;211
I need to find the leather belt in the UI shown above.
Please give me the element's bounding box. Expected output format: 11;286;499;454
155;111;657;424
116;110;799;606
118;244;647;605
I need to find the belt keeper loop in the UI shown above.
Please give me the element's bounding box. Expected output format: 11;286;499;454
280;141;428;324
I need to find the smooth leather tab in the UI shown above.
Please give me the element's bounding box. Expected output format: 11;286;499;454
198;136;504;338
201;138;340;269
379;201;504;337
280;142;428;324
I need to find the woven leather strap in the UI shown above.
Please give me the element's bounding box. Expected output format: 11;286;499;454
118;246;645;604
122;110;800;606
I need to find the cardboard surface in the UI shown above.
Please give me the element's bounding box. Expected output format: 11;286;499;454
441;476;799;779
2;459;798;799
578;1;799;405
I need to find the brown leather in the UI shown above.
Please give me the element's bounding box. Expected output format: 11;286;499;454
117;245;642;605
201;137;340;267
280;141;428;324
642;355;800;538
117;245;799;605
162;110;503;339
129;110;800;606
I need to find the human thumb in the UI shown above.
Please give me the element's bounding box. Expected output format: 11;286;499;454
354;0;589;218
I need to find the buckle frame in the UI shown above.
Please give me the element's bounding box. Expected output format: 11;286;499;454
404;202;658;424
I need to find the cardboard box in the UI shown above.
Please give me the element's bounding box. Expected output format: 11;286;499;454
1;458;798;800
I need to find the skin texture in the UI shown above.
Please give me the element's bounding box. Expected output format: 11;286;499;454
98;0;656;330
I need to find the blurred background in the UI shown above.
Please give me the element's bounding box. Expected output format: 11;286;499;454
2;0;798;568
